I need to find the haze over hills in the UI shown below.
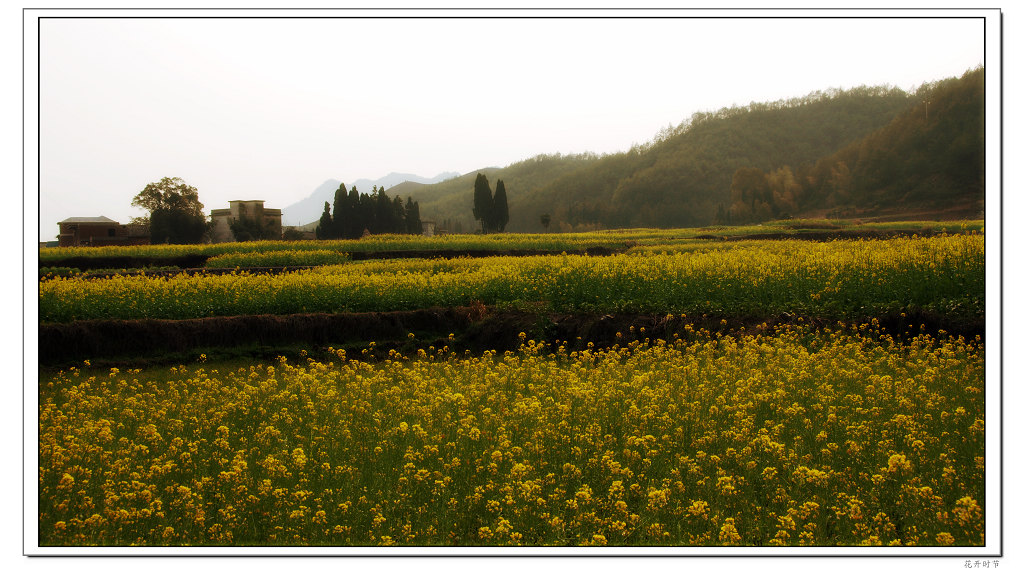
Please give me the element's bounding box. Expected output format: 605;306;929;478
392;89;915;231
293;68;983;234
282;171;459;226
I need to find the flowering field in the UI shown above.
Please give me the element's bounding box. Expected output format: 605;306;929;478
36;224;988;548
38;325;984;547
39;234;983;323
38;219;983;264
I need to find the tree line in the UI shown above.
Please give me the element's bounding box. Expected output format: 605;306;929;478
316;183;423;240
472;173;509;233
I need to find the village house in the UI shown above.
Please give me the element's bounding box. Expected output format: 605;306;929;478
57;216;150;247
210;200;282;243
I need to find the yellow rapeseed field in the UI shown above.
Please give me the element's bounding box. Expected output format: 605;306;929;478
39;234;984;322
39;325;984;547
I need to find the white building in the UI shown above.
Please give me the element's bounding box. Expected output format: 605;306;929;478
210;200;282;243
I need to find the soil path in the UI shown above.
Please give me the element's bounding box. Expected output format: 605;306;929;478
38;306;982;368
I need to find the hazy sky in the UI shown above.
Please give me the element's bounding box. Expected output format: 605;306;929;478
32;9;989;238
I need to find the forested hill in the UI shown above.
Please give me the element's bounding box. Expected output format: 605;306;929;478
760;66;985;222
398;68;983;232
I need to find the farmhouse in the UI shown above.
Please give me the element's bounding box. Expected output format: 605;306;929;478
210;200;282;243
57;216;150;247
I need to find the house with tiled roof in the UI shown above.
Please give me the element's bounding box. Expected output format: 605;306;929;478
57;216;150;247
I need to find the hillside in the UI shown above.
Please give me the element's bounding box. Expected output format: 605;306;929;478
398;70;983;232
401;85;917;231
389;155;599;232
797;67;985;220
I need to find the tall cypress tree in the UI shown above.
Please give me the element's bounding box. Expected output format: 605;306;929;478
390;195;407;234
372;186;392;234
353;186;374;237
405;197;423;234
347;186;361;239
316;201;332;240
472;173;494;233
493;179;509;232
331;183;349;239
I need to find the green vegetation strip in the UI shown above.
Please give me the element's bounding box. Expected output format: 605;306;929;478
38;220;983;263
204;249;351;268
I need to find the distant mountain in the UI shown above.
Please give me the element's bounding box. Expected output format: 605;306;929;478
281;179;343;226
282;172;460;226
351;172;460;196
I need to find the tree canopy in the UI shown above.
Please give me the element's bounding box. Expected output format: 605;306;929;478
131;177;209;244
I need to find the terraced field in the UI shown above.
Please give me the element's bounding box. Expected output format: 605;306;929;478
36;220;988;548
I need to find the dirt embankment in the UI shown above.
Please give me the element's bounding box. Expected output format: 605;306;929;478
38;306;983;368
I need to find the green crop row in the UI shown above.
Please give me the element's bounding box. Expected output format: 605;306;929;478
205;250;351;268
38;220;984;262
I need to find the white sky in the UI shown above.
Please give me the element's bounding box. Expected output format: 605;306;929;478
31;9;988;239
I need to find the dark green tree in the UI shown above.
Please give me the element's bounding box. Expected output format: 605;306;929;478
131;177;209;244
405;197;423;234
371;186;391;234
472;173;494;233
316;201;333;240
347;186;362;239
150;208;210;244
354;186;374;237
229;215;276;242
492;179;509;232
331;183;350;239
282;228;306;241
391;195;407;234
